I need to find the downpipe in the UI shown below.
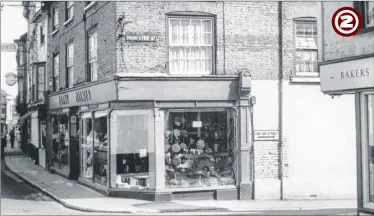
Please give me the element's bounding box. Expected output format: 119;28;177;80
278;1;284;200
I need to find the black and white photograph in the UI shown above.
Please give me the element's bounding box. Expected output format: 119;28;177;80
0;1;373;215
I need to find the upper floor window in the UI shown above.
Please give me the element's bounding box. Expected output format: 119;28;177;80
53;54;60;92
67;43;74;87
88;31;98;81
40;24;45;45
53;7;59;31
294;19;318;77
66;1;74;21
37;65;45;101
32;67;37;101
355;2;374;29
168;16;214;75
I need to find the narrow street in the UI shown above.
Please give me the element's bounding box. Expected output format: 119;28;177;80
0;158;358;216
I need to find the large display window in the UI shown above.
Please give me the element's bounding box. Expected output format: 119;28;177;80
81;113;93;180
93;111;109;186
164;109;237;188
363;93;374;208
110;110;154;189
51;113;69;174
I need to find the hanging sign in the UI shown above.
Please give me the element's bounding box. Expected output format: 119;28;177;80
254;130;279;141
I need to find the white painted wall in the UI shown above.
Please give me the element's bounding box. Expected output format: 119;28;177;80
283;83;356;199
251;80;357;199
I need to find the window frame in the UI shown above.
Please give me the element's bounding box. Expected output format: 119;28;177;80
354;1;374;33
39;24;45;45
66;42;74;88
53;53;60;92
360;92;374;209
65;1;74;22
88;30;98;82
36;64;46;101
166;13;216;76
52;7;59;32
292;18;319;78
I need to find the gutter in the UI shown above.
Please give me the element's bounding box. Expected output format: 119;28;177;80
278;1;284;200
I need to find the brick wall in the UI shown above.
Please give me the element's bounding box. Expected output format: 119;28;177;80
282;1;318;79
322;2;374;61
115;1;280;79
47;1;116;92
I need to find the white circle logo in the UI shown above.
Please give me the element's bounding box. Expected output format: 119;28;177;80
332;7;362;37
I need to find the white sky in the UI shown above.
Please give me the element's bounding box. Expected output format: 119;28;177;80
1;1;28;97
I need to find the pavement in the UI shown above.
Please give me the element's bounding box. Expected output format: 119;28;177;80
2;145;359;215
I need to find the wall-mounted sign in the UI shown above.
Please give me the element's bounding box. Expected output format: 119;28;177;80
320;57;374;93
192;121;202;128
49;80;117;110
125;33;158;42
254;130;279;141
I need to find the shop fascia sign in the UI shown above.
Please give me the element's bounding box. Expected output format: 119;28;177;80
59;89;91;105
49;80;117;109
320;57;374;93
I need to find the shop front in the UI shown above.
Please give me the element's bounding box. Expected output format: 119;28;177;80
47;73;254;201
320;56;374;215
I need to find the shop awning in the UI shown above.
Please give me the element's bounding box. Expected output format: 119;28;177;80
17;111;33;125
94;111;108;118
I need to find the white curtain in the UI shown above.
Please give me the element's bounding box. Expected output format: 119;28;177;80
169;18;213;75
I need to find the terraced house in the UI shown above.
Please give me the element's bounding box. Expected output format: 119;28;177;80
18;1;355;201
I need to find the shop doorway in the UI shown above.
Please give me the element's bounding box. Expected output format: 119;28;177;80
69;113;80;180
360;92;374;210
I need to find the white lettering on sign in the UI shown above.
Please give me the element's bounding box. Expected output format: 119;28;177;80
125;35;157;42
254;130;279;141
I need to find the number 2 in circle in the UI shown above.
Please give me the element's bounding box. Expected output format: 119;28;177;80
340;15;353;28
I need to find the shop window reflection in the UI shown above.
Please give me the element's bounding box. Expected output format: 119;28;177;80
164;109;237;188
93;112;108;186
110;110;150;189
51;113;69;174
81;113;93;179
367;95;374;203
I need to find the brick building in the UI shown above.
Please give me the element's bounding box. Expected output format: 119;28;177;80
21;1;356;201
320;2;374;215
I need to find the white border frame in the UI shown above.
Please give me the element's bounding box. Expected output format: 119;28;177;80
361;91;374;209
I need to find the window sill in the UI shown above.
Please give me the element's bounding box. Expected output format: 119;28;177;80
290;76;320;83
84;2;97;11
51;29;59;36
63;17;74;27
358;26;374;35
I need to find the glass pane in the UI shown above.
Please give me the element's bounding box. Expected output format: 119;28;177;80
52;114;69;174
165;110;236;188
366;2;374;27
81;114;93;180
93;112;108;186
202;20;212;33
192;20;201;45
110;111;150;189
170;19;179;45
295;23;304;35
181;19;189;46
367;95;374;202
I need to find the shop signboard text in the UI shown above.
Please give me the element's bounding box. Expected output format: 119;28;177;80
320;57;374;93
50;80;117;109
254;130;279;141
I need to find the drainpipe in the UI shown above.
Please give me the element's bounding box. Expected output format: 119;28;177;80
278;1;284;200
